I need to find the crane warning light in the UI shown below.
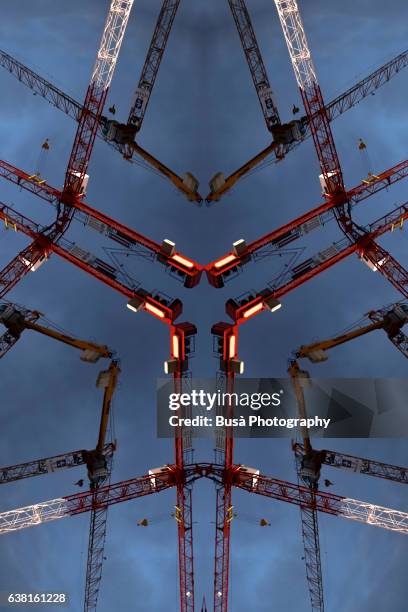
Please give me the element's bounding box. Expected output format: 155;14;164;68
242;302;263;319
126;296;144;313
172;334;180;359
145;302;166;319
263;297;282;313
228;334;236;359
214;254;237;269
172;254;195;269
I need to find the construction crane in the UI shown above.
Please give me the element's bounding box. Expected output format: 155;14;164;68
0;300;119;611
295;302;408;364
0;302;112;362
1;3;408;609
206;157;408;287
205;46;408;203
164;321;198;612
0;154;407;299
92;0;202;204
0;160;202;288
273;0;401;300
1;462;407;535
289;302;408;611
206;1;308;203
0;199;185;324
0;46;201;204
223;203;408;327
2;43;408;206
2;0;135;302
124;0;201;202
211;322;244;611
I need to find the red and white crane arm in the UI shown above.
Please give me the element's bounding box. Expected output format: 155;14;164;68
0;468;177;536
233;470;408;534
60;0;135;226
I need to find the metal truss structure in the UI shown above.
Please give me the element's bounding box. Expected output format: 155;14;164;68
1;1;408;611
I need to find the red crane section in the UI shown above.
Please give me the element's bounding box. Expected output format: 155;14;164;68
225;203;408;325
59;0;135;231
206;158;408;287
168;322;197;612
0;159;202;287
211;323;242;612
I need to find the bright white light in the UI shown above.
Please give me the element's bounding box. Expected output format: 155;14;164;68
243;303;263;319
172;254;194;269
145;303;165;319
214;254;236;269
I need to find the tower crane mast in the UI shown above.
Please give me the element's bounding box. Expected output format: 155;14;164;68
166;322;197;612
0;299;119;610
128;0;181;131
289;302;408;611
227;0;280;131
211;323;243;612
84;361;120;612
60;0;135;227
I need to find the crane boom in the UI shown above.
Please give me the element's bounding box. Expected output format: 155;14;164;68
233;469;408;534
0;201;183;323
57;0;134;233
169;323;197;612
0;468;177;535
128;0;181;130
0;445;114;485
296;303;408;362
0;159;202;287
226;204;408;325
0;302;112;361
293;443;408;485
227;0;280;130
206;157;408;287
2;466;407;536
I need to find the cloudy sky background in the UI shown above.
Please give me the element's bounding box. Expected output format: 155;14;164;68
0;1;407;610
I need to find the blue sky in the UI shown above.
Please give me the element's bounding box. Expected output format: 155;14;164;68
0;1;407;610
